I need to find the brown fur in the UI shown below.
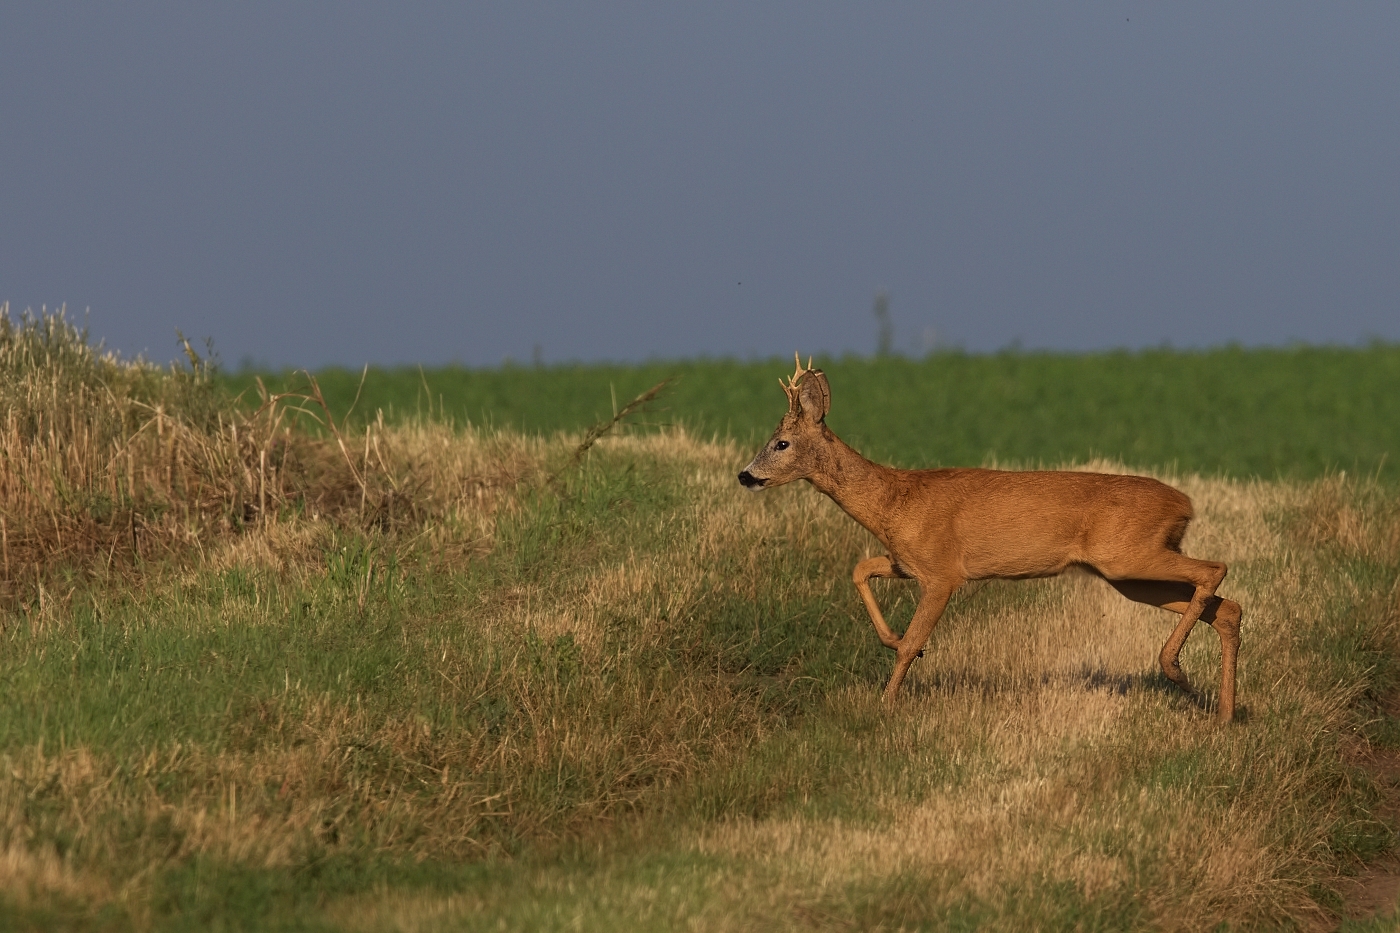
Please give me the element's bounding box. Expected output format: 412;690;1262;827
738;357;1241;723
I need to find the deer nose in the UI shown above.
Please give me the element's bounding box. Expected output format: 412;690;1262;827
737;471;764;488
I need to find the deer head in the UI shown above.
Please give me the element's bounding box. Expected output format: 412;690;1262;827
737;353;834;490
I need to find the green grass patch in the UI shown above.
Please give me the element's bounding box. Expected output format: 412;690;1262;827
227;344;1400;479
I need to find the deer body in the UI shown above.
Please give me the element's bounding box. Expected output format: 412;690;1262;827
739;358;1241;722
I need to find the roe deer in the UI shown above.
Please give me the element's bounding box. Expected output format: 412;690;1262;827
737;356;1241;723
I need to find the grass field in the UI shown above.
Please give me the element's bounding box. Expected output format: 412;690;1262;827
225;344;1400;480
4;309;1400;930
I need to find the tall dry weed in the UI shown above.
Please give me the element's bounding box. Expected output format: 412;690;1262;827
0;305;550;604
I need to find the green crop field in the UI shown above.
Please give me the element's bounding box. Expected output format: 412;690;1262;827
5;311;1400;931
225;344;1400;481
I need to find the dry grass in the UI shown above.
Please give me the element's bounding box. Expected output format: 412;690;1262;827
0;304;553;605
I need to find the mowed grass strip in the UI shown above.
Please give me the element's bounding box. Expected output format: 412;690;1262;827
3;424;1400;931
228;344;1400;480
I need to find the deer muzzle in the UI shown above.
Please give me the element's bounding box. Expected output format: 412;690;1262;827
737;470;767;490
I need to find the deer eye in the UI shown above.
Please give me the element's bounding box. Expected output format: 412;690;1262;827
774;440;790;451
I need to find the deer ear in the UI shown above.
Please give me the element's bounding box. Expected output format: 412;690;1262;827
797;369;830;422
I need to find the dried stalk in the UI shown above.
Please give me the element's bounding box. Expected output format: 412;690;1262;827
548;378;672;488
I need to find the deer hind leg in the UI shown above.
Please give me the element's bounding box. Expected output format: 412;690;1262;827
882;582;957;704
1099;552;1225;676
1152;556;1227;688
853;556;906;651
1106;578;1241;723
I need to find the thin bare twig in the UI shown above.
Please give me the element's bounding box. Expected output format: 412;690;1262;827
548;378;673;488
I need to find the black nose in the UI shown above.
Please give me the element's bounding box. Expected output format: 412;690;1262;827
737;471;764;488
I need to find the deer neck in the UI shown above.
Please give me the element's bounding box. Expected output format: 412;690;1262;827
806;432;899;542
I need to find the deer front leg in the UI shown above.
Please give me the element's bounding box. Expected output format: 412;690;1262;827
882;582;957;704
853;556;904;650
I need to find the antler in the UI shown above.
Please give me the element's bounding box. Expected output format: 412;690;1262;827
780;352;816;406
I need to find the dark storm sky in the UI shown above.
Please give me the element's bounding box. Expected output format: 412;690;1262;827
2;4;1397;368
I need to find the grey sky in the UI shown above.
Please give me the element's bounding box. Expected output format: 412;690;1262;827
3;3;1397;368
